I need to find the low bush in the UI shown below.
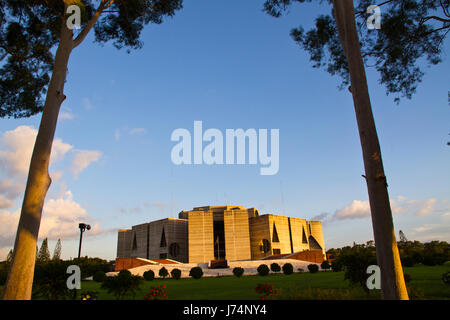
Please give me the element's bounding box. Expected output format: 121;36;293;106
270;263;281;273
93;270;106;282
321;260;331;271
144;284;167;300
171;268;182;280
232;267;244;278
189;267;203;279
159;267;169;279
254;283;279;300
101;269;143;300
307;264;319;273
282;263;293;275
331;261;343;272
257;264;270;276
143;270;155;281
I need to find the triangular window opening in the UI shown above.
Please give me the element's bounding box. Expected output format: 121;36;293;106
302;226;308;244
132;233;137;250
160;227;167;248
309;236;322;250
272;224;280;243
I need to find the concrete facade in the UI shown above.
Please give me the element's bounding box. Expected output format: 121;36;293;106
116;205;325;263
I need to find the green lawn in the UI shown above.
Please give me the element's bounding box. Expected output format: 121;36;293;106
75;265;449;300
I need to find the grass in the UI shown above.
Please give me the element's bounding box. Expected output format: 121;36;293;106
1;265;448;300
73;265;449;300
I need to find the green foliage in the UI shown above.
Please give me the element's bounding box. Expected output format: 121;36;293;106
33;260;72;300
399;240;450;266
257;264;270;276
189;267;203;279
144;284;168;300
321;260;331;270
159;267;169;279
170;268;182;280
331;260;343;272
37;238;50;265
93;270;106;282
337;245;377;293
282;263;294;275
232;267;245;278
52;239;62;261
254;283;280;300
143;270;155;281
0;0;184;118
101;269;143;300
70;257;110;279
270;262;281;272
307;264;319;273
263;0;450;103
442;272;450;285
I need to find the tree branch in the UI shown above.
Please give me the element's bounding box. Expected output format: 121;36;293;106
72;0;115;49
421;15;450;24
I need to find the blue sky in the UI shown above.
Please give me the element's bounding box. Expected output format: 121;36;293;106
0;0;449;260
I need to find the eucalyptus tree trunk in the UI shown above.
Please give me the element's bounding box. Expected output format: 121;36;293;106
2;22;74;300
332;0;408;300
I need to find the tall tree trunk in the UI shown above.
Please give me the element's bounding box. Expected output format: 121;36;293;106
2;23;73;300
332;0;408;300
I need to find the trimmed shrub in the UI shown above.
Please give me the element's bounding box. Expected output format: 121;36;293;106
282;263;293;275
307;264;319;273
321;260;331;271
171;268;182;280
93;270;106;282
257;264;270;276
233;267;244;278
159;267;169;279
189;267;203;279
101;270;143;300
143;270;155;281
270;263;281;272
331;260;343;272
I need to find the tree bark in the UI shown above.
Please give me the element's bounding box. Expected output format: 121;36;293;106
2;22;73;300
332;0;408;300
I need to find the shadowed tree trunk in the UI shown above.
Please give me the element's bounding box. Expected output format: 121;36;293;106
332;0;408;300
2;20;74;301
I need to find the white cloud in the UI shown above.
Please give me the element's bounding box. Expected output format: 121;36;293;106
0;126;107;259
59;107;75;120
334;200;371;220
129;128;147;135
0;126;72;178
70;150;102;178
114;129;121;141
82;98;94;110
328;196;448;222
0;194;15;209
417;198;437;216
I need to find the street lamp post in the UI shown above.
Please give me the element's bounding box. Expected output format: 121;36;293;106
77;223;91;259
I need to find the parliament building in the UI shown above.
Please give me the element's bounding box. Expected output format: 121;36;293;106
116;205;325;264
